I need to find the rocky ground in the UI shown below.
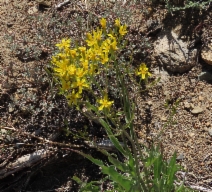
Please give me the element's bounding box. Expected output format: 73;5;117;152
0;0;212;191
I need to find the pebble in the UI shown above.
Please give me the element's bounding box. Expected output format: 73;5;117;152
189;132;195;137
191;106;204;114
9;106;15;113
6;135;12;142
206;122;210;127
161;116;167;121
199;96;204;101
176;153;184;160
147;101;153;106
208;129;212;137
184;102;190;109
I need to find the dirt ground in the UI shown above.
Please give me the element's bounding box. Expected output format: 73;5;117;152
0;0;212;191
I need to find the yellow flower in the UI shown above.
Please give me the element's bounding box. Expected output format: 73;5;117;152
101;53;109;64
101;38;111;53
86;32;96;47
72;78;89;93
119;25;127;36
67;64;76;76
108;33;116;39
68;49;78;58
86;28;102;47
98;94;114;111
57;52;68;60
66;90;81;106
114;18;121;27
110;38;118;50
56;38;71;50
53;59;69;77
89;63;98;75
87;48;99;61
61;79;71;91
100;18;107;29
93;28;102;41
76;68;87;78
135;63;151;79
51;55;58;64
81;59;89;70
78;46;86;53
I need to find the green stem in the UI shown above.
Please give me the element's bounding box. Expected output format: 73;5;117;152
123;130;147;191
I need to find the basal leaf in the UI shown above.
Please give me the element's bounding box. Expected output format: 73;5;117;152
101;166;132;191
76;150;104;167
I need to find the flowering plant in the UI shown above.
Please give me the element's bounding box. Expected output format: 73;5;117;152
50;18;189;191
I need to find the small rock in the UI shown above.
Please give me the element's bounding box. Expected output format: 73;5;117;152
198;71;212;81
9;106;15;113
177;153;184;160
201;44;212;65
169;132;173;139
190;103;194;109
161;116;167;121
184;101;190;109
199;96;204;101
206;122;210;127
191;106;204;114
0;129;7;134
189;132;195;137
6;135;12;142
147;101;153;106
208;129;212;137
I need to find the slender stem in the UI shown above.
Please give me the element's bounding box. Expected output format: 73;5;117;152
123;130;147;191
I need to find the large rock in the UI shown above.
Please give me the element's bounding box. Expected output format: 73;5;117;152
201;44;212;65
154;29;197;73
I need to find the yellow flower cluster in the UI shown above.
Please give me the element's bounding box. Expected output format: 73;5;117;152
51;18;127;110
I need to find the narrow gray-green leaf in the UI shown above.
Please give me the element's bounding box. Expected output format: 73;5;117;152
101;166;132;191
99;119;128;156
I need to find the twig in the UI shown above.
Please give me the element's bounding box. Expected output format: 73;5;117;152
0;149;52;179
0;125;83;148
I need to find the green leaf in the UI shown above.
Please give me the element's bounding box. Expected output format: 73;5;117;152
153;154;163;182
76;150;104;167
128;154;136;177
99;119;128;156
72;176;83;185
101;165;132;191
116;111;124;116
72;176;100;192
85;102;98;114
167;152;179;190
108;155;129;172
